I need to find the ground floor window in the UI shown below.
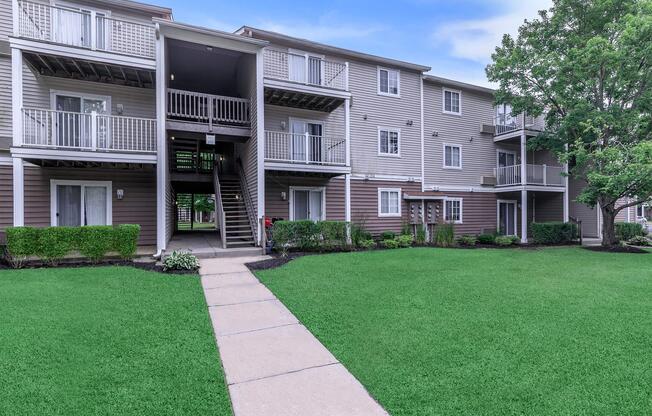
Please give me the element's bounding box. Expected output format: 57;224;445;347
290;187;325;221
444;198;463;224
497;200;517;235
51;180;112;226
378;188;401;217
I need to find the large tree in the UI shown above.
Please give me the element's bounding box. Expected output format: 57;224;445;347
487;0;652;245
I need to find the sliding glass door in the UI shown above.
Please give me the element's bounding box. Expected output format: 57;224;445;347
54;182;110;226
291;188;324;221
498;201;517;236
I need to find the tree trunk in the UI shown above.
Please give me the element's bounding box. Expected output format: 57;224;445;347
601;203;617;246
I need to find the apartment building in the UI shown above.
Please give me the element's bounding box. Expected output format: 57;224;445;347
0;0;608;255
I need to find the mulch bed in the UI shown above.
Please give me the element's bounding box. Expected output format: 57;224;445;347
583;245;649;254
0;258;198;274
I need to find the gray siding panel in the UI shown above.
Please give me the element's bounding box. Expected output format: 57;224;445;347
0;0;11;44
265;175;345;221
264;105;345;139
569;177;599;237
0;55;11;149
0;163;12;241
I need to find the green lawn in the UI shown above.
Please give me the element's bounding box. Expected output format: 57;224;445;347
256;247;652;416
0;266;231;416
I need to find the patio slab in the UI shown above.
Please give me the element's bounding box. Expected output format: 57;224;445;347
204;283;275;306
217;324;338;385
208;299;298;336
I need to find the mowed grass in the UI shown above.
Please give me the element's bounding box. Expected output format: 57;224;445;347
0;266;231;416
256;247;652;416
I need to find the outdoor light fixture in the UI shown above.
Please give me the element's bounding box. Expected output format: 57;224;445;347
170;73;175;81
406;120;413;126
432;131;439;137
281;192;287;201
116;104;124;115
116;189;124;200
280;121;287;130
170;136;175;141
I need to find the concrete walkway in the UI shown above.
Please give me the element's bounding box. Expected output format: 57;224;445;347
200;257;388;416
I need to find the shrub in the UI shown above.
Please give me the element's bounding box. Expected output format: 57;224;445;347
317;221;347;249
38;227;79;264
477;233;496;245
351;223;372;247
434;224;455;247
163;250;199;271
380;230;397;241
495;235;519;246
397;234;414;248
531;222;578;245
627;235;651;246
401;221;413;236
78;226;114;262
415;227;427;245
456;235;477;246
5;227;40;268
357;239;376;250
271;221;294;257
615;222;646;241
113;224;141;259
380;238;400;249
293;220;320;250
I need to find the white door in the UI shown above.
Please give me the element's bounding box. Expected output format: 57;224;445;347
53;5;91;47
292;189;324;221
290;120;323;162
498;201;517;236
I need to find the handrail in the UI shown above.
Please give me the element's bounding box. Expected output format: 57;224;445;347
237;158;258;245
263;49;348;90
167;89;250;127
264;130;347;165
496;163;564;187
213;165;227;249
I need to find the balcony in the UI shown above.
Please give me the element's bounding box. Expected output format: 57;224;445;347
496;164;564;187
264;131;349;174
166;89;251;137
494;113;545;136
15;108;157;163
16;0;156;60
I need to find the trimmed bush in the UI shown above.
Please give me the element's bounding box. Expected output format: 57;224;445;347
271;221;294;257
531;222;578;245
627;235;651;246
78;226;115;262
317;221;347;249
293;220;320;250
380;238;400;249
477;233;496;245
456;235;477;247
434;223;455;247
397;234;414;248
615;222;646;241
163;250;199;271
271;220;350;254
495;235;519;246
357;239;376;250
113;224;141;259
39;227;79;264
5;227;41;267
381;231;397;241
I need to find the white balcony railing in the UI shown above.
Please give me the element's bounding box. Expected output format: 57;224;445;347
496;164;564;187
17;0;156;59
22;108;156;152
494;113;546;135
167;89;250;127
264;49;348;90
265;131;346;166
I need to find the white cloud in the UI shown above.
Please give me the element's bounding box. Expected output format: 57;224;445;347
433;0;552;63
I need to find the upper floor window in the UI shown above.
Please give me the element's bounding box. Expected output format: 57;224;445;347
378;67;400;96
443;144;462;169
378;188;401;217
443;88;461;115
444;198;463;224
378;128;400;156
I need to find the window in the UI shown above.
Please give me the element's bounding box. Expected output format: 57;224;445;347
50;180;112;226
444;198;462;223
290;187;325;221
378;128;400;156
443;88;461;115
378;67;400;96
378;188;401;217
51;90;111;148
289;118;324;162
443;144;462;169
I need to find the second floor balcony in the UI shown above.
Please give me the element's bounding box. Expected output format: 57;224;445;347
496;164;564;188
264;131;349;174
16;0;156;60
263;49;348;91
494;112;546;136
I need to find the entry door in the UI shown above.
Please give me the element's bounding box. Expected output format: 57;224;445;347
290;120;323;162
292;189;323;221
498;201;517;236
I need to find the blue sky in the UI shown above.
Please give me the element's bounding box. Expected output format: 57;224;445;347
159;0;551;87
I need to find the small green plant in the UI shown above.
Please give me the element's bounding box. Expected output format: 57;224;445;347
477;233;496;245
357;239;376;250
434;224;455;247
78;226;114;262
401;221;413;236
415;227;427;245
5;226;40;268
351;223;372;247
456;235;477;247
271;221;294;257
163;251;200;271
380;238;400;249
381;230;397;241
495;235;519;246
397;234;414;248
317;221;347;250
38;227;79;265
113;224;141;259
615;222;646;241
627;235;651;246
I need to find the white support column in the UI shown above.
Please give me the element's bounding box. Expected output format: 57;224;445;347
13;157;24;226
521;189;528;243
563;165;569;223
520;117;527;186
12;0;19;37
12;47;23;147
344;97;351;167
345;173;351;243
155;30;167;255
256;48;266;244
520;118;528;243
419;77;425;192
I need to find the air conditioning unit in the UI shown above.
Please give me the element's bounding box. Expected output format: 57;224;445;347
480;124;495;134
481;175;497;186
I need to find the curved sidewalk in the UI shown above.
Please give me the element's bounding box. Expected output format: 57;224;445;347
200;257;388;416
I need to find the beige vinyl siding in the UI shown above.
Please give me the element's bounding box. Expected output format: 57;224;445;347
348;62;422;177
264;105;345;139
265;175;345;221
423;79;495;188
0;55;11;149
23;166;157;245
22;63;155;118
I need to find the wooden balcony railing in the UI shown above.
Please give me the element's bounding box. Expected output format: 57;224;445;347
265;131;346;166
264;49;348;90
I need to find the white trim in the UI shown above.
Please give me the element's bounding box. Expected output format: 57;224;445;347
345;97;351;166
351;174;421;182
442;87;462;115
50;179;112;226
10;147;157;163
288;186;326;221
12;48;22;147
428;184;495;193
13;157;24;226
442;143;462;169
378;187;402;217
155;31;166;254
262;78;351;97
377;66;401;98
256;48;266;244
377;127;401;157
443;197;463;224
345;174;351;222
520;189;528;243
497;199;518;236
420;77;425;192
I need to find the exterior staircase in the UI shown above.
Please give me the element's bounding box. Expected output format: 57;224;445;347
218;176;256;247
